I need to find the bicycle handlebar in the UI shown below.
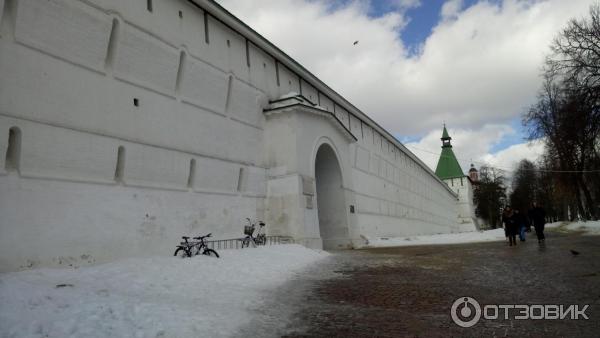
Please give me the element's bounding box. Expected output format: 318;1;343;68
192;233;212;240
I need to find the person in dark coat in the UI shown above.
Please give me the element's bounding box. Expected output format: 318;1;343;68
514;209;527;241
502;206;518;246
502;207;510;240
529;202;546;243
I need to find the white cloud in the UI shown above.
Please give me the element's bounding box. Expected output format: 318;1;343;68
441;0;464;21
214;0;590;179
392;0;422;10
405;125;511;170
216;0;593;135
481;139;546;172
405;125;544;175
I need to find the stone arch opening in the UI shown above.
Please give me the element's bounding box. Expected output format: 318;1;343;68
315;143;348;249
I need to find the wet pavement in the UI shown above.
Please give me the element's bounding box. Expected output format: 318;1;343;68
236;231;600;337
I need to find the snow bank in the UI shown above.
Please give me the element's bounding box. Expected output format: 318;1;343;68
0;245;328;338
362;229;507;248
567;221;600;234
545;221;564;228
362;220;600;249
547;220;600;235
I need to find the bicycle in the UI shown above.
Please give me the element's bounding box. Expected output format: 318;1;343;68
241;218;267;248
174;233;220;258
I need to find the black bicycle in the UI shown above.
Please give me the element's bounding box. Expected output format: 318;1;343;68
174;233;219;258
241;218;267;248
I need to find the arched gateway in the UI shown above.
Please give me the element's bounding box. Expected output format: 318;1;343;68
262;95;357;250
314;143;349;249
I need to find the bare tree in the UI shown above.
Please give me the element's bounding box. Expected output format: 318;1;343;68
509;160;537;213
524;3;600;220
547;4;600;99
474;166;506;228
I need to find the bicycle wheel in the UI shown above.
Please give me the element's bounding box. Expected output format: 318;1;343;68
241;238;250;248
202;248;219;258
174;247;190;258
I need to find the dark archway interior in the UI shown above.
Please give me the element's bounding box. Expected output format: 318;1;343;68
315;144;348;249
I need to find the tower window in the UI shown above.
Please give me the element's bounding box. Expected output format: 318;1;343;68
179;10;183;19
133;98;139;107
5;127;22;172
147;0;153;12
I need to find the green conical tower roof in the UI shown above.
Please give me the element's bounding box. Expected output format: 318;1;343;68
435;125;464;180
441;124;450;139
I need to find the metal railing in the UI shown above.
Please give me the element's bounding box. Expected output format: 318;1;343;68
205;236;295;250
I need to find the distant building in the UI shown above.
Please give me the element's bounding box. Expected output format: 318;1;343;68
434;125;479;230
468;164;479;183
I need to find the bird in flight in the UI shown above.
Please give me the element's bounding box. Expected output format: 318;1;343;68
353;40;359;45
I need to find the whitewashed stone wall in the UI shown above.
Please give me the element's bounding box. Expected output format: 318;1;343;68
444;177;479;231
0;0;460;271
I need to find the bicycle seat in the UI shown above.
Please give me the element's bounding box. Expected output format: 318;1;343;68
182;236;190;240
259;222;265;226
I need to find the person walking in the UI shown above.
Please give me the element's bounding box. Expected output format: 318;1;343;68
502;207;510;243
502;206;518;246
529;202;546;243
515;209;527;242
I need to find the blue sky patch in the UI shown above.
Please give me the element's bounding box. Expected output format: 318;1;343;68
368;0;481;54
490;117;529;153
395;133;422;144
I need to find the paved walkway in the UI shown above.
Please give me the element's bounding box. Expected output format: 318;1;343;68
237;231;600;337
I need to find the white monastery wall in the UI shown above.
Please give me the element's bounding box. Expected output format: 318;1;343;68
0;0;461;271
445;177;479;231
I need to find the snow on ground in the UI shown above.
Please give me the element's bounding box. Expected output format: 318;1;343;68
0;245;328;338
546;221;564;228
364;221;600;249
547;220;600;235
362;229;507;248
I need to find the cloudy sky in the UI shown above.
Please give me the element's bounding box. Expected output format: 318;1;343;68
216;0;594;174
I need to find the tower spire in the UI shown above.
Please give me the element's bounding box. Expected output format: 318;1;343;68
441;124;452;147
434;125;464;180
